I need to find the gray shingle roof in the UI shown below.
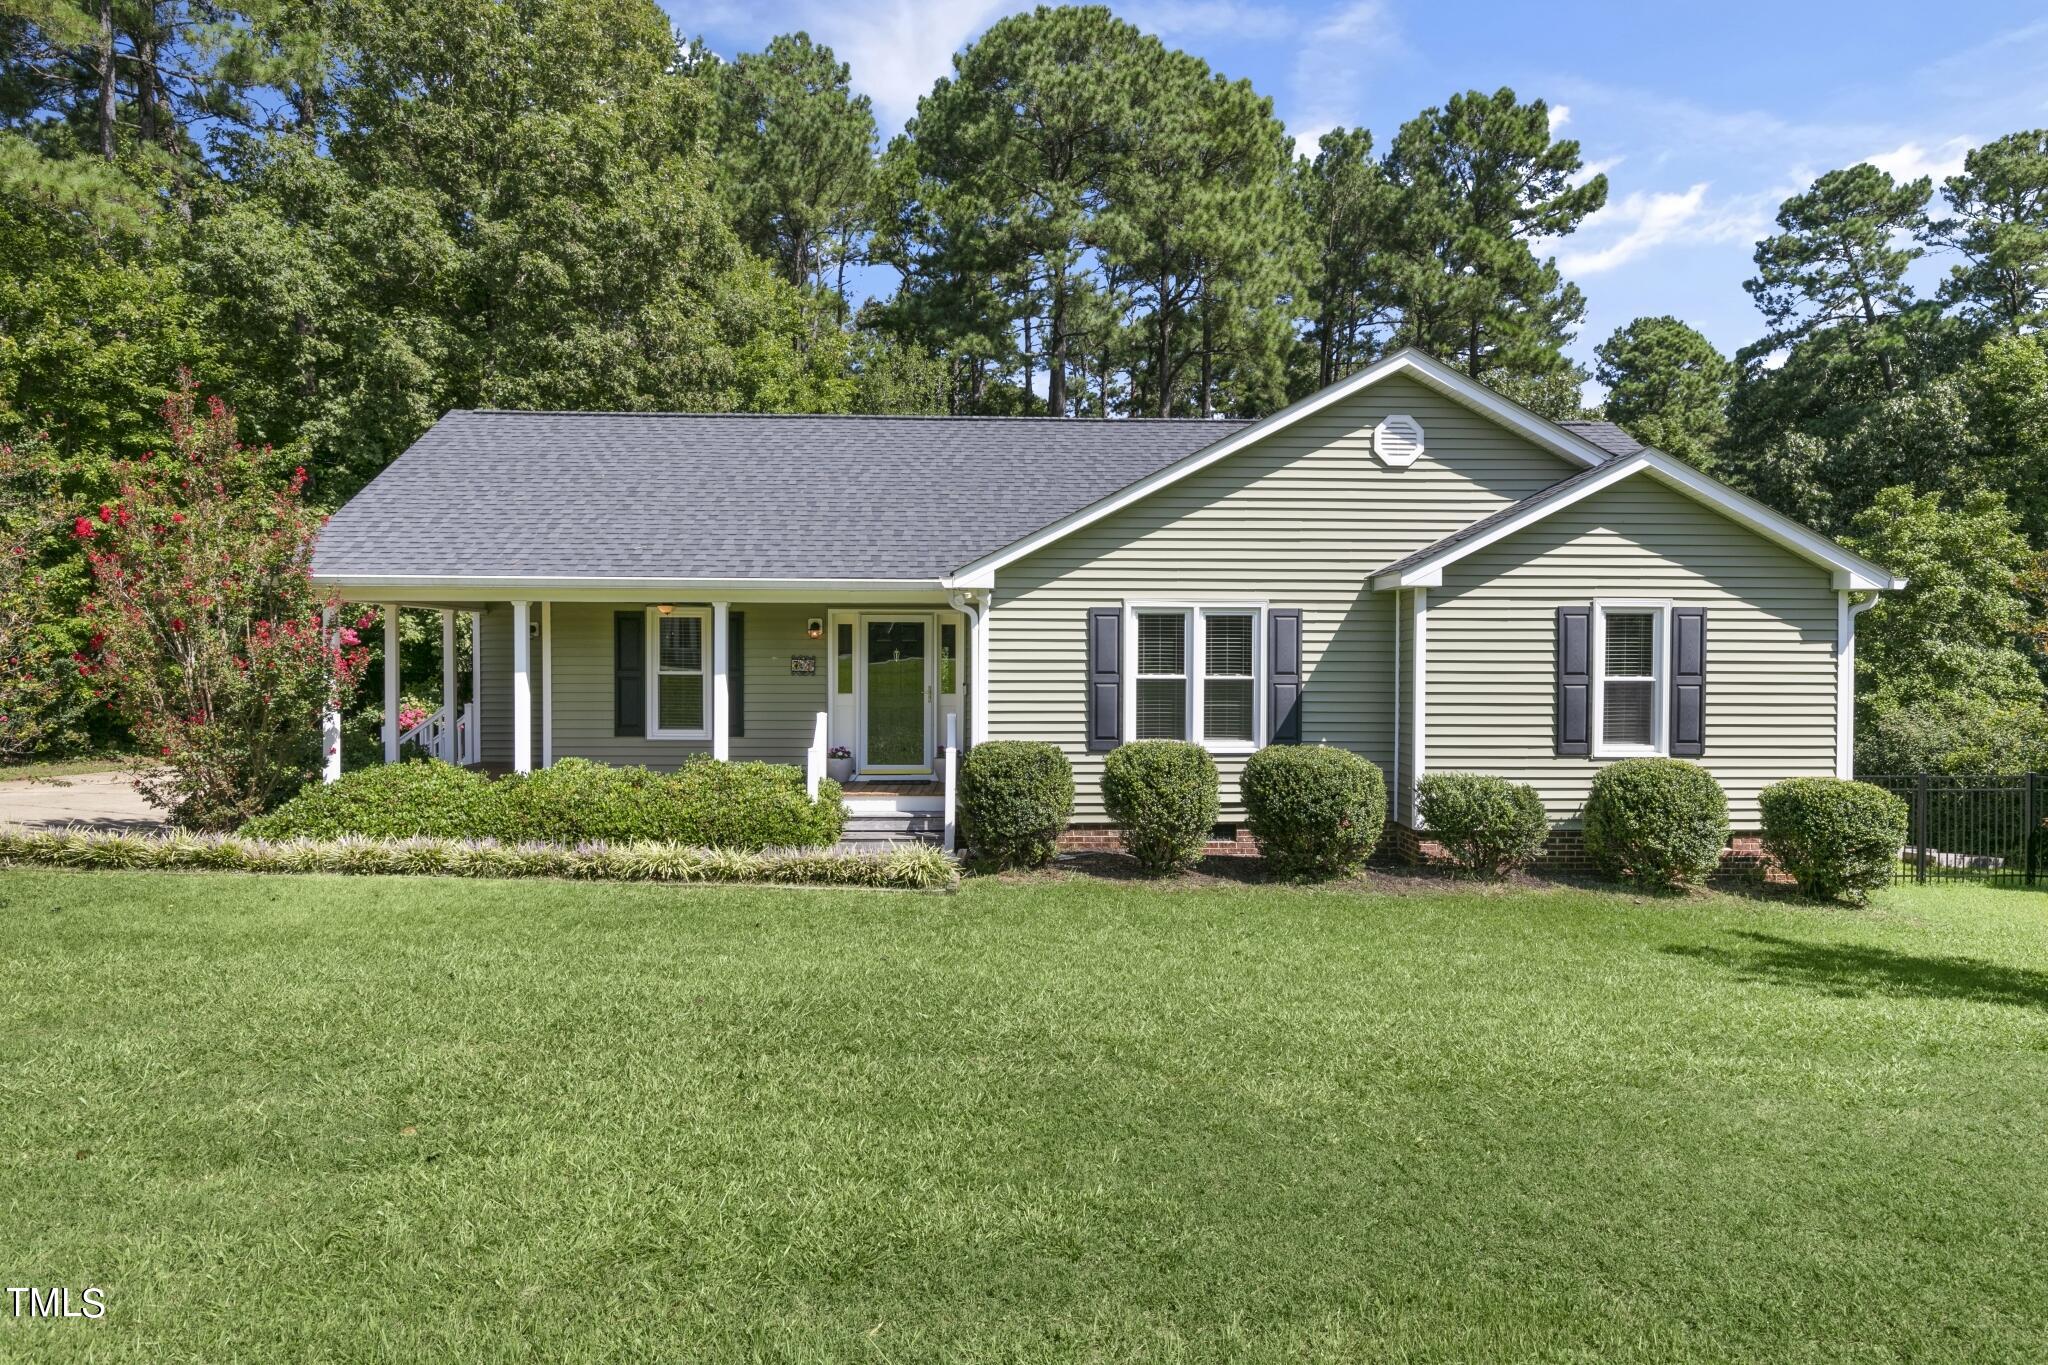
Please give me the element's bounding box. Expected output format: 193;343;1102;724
312;411;1251;582
1370;453;1641;581
1558;419;1644;458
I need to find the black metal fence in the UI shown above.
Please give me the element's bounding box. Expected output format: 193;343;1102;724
1856;773;2043;887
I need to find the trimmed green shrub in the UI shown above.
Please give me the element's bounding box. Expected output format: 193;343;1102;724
507;757;844;849
1582;758;1729;889
1417;772;1550;877
1101;741;1218;874
1242;745;1386;879
0;827;956;889
1760;777;1909;905
242;761;513;841
246;757;844;850
957;740;1073;868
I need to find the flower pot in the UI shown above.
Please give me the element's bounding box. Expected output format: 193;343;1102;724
827;756;853;783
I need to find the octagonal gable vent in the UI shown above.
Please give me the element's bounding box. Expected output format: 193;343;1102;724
1373;414;1426;468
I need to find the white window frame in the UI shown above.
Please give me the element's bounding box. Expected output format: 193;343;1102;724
1591;599;1668;758
646;606;711;741
1122;602;1266;754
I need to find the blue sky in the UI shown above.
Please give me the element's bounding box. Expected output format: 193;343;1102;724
667;0;2048;393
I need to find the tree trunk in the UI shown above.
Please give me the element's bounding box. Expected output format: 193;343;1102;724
1047;272;1067;417
1199;305;1214;420
1020;312;1034;410
1155;292;1173;418
136;25;158;148
97;0;117;162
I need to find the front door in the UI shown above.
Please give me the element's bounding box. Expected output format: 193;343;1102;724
859;616;932;774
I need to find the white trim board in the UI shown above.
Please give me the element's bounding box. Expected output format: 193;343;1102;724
1370;449;1905;594
941;349;1613;587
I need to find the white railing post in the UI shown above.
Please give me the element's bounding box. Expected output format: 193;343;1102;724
807;710;828;800
322;605;342;783
943;711;959;853
461;701;477;766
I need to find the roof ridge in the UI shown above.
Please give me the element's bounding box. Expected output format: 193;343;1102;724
455;409;1255;423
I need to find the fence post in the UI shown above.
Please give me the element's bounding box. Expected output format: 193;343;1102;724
2026;772;2038;889
1914;772;1930;885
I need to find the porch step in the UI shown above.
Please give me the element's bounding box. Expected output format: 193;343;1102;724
839;810;945;851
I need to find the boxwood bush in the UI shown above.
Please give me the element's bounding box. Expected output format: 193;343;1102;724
1416;771;1550;877
1101;740;1218;874
242;761;514;841
957;740;1073;868
1242;745;1386;879
1582;758;1729;889
245;758;845;850
1759;776;1909;905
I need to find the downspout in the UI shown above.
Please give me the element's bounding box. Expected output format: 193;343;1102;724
948;589;993;746
1838;590;1879;779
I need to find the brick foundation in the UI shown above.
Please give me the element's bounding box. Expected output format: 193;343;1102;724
1057;825;1263;858
1061;822;1782;882
1390;822;1780;883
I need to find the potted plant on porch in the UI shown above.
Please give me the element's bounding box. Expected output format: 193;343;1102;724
827;745;853;783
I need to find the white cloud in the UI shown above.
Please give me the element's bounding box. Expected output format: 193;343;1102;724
1865;136;1974;184
1120;0;1296;42
1548;103;1571;134
1282;1;1409;155
1557;182;1766;276
1571;155;1623;189
779;0;1023;133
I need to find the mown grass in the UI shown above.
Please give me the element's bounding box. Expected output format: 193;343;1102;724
3;870;2047;1361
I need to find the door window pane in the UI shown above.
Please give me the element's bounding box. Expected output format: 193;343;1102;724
865;620;926;766
939;623;958;694
836;622;853;694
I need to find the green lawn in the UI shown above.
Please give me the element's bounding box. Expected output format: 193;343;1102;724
5;870;2048;1361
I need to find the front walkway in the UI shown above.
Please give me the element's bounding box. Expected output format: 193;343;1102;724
0;771;167;833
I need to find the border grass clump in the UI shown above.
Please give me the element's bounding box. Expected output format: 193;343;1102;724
957;741;1073;869
1101;740;1218;874
1583;757;1729;889
1759;776;1910;905
1242;745;1386;879
0;827;955;890
1416;772;1551;877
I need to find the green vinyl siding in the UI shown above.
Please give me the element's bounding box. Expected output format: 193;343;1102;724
991;372;1581;822
1425;478;1839;826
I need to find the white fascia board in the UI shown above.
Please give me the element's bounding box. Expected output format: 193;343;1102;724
946;349;1613;583
312;575;949;602
1371;451;1906;592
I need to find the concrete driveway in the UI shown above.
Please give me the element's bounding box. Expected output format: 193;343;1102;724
0;771;168;834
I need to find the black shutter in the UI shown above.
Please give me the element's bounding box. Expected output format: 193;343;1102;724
1269;608;1303;744
1086;608;1122;753
729;611;745;739
1556;606;1590;757
1670;607;1706;757
614;610;645;737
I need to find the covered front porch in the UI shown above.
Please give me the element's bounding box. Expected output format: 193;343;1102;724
323;588;991;846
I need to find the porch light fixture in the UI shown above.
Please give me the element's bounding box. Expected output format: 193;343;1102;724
657;603;673;616
806;618;824;639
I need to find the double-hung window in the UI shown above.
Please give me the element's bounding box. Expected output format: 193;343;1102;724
1593;603;1664;756
648;607;710;739
1128;605;1262;750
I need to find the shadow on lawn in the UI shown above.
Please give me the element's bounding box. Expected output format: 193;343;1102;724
1667;931;2048;1011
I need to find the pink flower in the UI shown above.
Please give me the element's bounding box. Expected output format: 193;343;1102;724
73;517;96;540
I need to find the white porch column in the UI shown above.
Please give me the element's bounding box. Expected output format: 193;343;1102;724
1409;587;1428;825
440;609;457;762
469;611;482;765
951;590;993;746
511;600;533;774
382;604;400;764
1837;590;1878;779
541;601;554;768
711;600;731;761
321;606;343;783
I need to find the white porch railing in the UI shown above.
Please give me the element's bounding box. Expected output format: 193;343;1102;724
805;710;828;799
943;711;959;853
397;701;477;766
